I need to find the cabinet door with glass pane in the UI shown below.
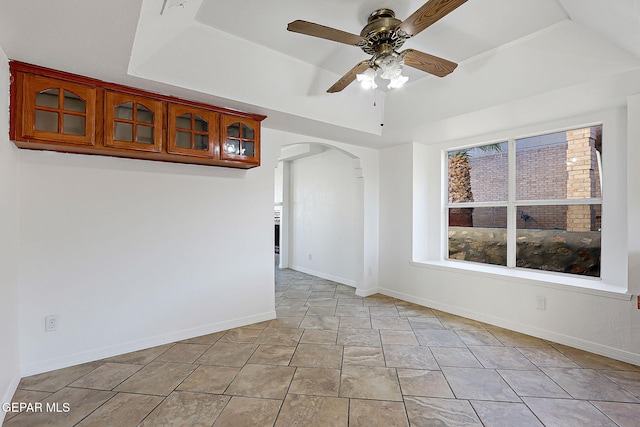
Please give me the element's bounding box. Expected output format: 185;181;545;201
168;105;218;158
21;74;96;145
220;116;260;165
104;91;163;152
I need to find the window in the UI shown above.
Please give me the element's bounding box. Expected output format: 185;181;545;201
447;125;602;277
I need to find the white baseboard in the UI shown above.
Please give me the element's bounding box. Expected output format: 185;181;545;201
0;373;21;424
288;265;358;288
20;311;276;377
380;287;640;367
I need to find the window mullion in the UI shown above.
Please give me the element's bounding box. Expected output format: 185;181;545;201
507;138;517;268
446;201;508;209
517;198;602;206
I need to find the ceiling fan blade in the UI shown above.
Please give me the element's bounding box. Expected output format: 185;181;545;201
402;49;458;77
327;61;370;93
287;20;366;46
397;0;468;37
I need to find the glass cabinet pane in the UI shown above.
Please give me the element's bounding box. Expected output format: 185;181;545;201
175;131;191;148
194;115;208;132
243;141;255;157
225;139;240;155
176;113;191;129
227;123;240;137
114;122;133;141
242;124;254;139
114;102;134;120
35;110;58;132
62;114;85;135
194;134;208;150
136;104;153;123
35;89;59;108
168;108;212;156
136;125;154;144
106;94;160;150
63;90;85;112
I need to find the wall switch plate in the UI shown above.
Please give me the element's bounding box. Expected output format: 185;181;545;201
45;315;59;332
536;296;546;310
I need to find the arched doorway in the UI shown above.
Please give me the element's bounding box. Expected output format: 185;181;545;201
275;143;364;288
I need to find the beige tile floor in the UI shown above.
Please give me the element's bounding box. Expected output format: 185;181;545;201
4;268;640;426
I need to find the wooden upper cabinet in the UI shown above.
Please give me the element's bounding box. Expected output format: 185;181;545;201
20;73;96;145
168;104;219;158
10;62;265;168
220;116;260;165
104;91;163;152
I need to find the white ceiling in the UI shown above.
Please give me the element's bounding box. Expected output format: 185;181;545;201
0;0;639;148
194;0;568;81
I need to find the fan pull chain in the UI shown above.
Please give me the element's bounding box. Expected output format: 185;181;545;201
377;90;385;127
371;90;384;127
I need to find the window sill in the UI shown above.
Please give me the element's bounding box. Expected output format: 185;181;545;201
410;259;631;300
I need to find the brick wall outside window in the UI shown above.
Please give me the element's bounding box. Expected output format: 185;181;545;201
466;126;601;231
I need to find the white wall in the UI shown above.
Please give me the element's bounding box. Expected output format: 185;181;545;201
264;128;380;294
17;140;279;375
379;105;640;365
0;49;21;421
7;116;379;385
628;93;640;306
288;148;361;286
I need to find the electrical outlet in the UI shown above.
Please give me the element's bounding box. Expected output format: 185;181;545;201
308;254;312;261
45;315;59;332
536;296;546;311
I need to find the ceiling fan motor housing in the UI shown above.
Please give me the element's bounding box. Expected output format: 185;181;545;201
359;9;407;56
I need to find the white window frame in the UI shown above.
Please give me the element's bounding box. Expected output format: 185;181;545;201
445;134;603;270
411;110;628;297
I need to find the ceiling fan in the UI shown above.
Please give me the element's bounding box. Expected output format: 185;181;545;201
287;0;468;93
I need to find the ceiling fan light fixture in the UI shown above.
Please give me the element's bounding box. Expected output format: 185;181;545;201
379;62;403;80
387;74;409;89
377;54;404;80
356;67;378;90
